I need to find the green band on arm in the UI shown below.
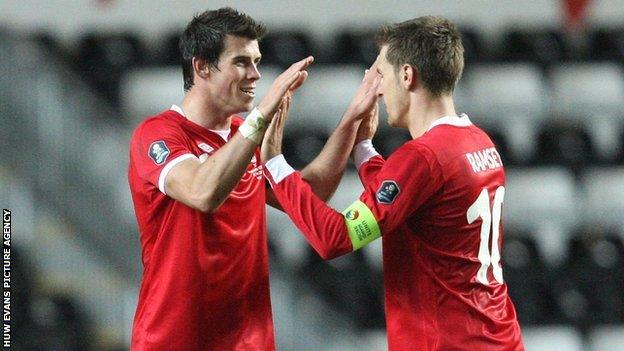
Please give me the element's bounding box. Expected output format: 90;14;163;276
342;200;382;250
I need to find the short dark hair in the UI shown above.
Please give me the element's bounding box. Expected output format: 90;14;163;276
377;16;464;97
179;7;266;91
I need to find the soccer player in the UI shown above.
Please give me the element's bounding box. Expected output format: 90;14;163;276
127;7;379;351
263;16;525;350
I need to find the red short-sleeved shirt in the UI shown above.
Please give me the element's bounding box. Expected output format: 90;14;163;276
128;107;274;351
268;116;524;351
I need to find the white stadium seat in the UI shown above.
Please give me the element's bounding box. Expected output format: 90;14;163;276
324;329;387;351
550;62;624;117
549;63;624;160
504;167;579;264
120;67;184;123
266;205;311;267
465;63;546;161
467;63;546;123
290;65;365;133
588;326;624;351
363;329;388;351
583;167;624;231
522;326;584;351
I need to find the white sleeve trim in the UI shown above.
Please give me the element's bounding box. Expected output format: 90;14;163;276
265;154;295;185
353;139;380;170
158;153;198;194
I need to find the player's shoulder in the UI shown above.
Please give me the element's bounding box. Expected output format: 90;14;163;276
390;139;438;165
398;138;432;152
132;110;183;138
409;118;495;165
422;121;505;173
420;118;493;148
135;109;181;130
421;119;473;139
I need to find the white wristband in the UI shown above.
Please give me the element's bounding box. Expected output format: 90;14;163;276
265;154;295;186
239;108;268;144
353;139;380;170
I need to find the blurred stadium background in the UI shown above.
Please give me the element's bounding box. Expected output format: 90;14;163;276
1;0;624;350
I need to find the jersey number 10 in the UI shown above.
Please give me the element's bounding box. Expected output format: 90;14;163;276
467;186;505;286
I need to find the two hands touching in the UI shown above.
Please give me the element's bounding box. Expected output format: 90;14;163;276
350;62;381;146
260;58;382;163
256;56;313;121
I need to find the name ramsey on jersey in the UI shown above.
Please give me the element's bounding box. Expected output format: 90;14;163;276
465;147;503;173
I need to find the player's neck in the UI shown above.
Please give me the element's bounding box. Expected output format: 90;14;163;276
180;89;232;130
407;93;456;138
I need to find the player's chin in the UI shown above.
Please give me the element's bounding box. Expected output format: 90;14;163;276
240;100;254;113
243;99;254;111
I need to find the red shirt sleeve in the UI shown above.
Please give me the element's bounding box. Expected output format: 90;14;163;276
130;118;196;193
267;141;445;260
270;171;353;259
358;142;444;235
358;154;385;187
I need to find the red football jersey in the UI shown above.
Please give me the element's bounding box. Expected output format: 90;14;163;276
267;116;524;351
128;107;274;351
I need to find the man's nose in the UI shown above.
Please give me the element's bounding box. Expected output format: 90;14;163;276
249;65;261;80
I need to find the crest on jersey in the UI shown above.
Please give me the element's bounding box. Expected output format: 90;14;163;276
149;140;170;165
198;142;214;153
376;180;400;204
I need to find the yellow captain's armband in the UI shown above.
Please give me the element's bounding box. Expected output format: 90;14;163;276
342;200;382;250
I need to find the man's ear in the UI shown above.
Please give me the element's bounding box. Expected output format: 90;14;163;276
402;64;418;90
193;57;211;80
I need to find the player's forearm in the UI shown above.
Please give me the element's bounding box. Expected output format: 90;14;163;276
266;162;353;259
188;133;258;212
300;119;360;201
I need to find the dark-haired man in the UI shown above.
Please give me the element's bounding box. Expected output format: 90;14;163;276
264;16;524;350
127;7;378;351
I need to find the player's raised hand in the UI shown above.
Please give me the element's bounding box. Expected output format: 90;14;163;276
261;92;292;161
257;56;313;121
355;97;379;144
343;60;382;122
288;70;309;92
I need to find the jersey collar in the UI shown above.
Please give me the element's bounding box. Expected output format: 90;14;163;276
427;113;472;132
170;104;185;117
170;104;231;141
